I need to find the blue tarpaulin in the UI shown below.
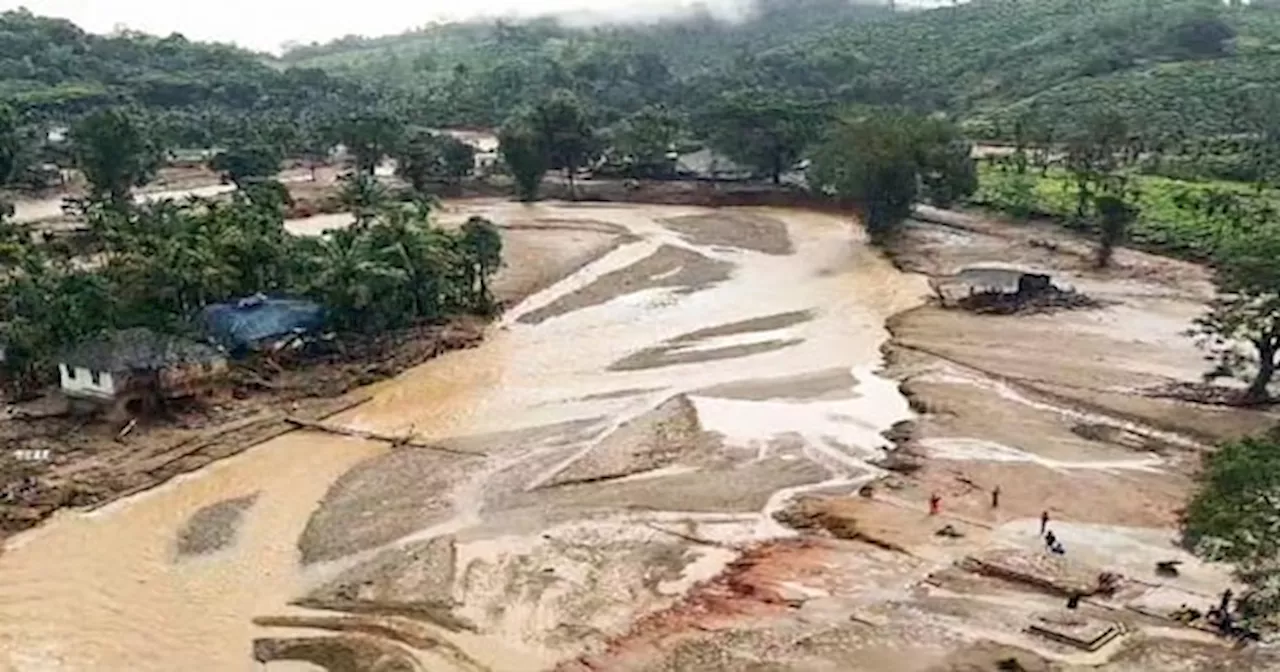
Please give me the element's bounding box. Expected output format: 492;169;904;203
200;295;326;354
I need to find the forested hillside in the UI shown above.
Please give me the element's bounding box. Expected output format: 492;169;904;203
0;8;377;150
279;0;1280;139
3;0;1279;146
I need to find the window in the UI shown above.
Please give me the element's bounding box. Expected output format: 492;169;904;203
90;370;101;386
64;365;75;380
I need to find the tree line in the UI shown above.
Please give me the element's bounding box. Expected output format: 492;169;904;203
274;0;1273;144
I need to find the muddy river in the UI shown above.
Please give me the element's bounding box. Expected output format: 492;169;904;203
0;201;927;671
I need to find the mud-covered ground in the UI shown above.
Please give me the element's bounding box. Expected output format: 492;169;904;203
223;203;925;672
0;211;628;543
560;208;1280;672
5;201;1278;672
261;205;1279;672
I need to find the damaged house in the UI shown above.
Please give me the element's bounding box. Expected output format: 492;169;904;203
199;294;326;358
928;264;1095;314
929;265;1053;305
58;327;228;417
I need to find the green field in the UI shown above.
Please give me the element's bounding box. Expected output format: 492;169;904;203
974;162;1280;259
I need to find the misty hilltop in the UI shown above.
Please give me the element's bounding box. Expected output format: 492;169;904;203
2;0;1279;145
277;0;1279;139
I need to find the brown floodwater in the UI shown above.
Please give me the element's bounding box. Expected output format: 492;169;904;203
0;201;928;671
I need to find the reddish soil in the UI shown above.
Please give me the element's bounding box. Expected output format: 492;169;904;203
559;538;832;671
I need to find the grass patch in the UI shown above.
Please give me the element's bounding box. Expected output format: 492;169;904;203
974;163;1280;260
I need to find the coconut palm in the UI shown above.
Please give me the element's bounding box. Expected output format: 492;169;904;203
298;227;409;333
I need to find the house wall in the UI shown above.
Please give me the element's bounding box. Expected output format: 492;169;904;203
59;364;116;399
475;151;499;171
157;359;229;398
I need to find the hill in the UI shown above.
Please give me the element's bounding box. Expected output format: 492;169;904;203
0;8;375;148
2;0;1279;149
281;0;1280;139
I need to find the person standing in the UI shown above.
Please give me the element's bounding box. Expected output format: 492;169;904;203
1040;510;1050;535
929;493;941;516
991;486;1001;509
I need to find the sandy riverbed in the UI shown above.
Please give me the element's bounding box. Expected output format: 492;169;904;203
2;200;1278;672
0;201;925;672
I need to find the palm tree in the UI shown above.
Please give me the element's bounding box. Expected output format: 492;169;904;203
338;172;391;229
459;216;503;311
368;205;456;321
299;228;409;332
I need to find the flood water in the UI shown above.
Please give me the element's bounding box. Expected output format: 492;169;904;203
0;200;927;671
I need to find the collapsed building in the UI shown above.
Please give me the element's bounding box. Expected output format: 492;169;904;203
929;264;1095;314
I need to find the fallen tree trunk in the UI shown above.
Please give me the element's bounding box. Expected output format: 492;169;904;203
282;416;485;456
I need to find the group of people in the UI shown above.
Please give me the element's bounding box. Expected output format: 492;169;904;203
926;487;1062;554
1041;510;1065;555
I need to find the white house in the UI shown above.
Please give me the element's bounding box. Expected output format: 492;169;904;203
58;328;229;416
474;149;500;173
59;363;117;400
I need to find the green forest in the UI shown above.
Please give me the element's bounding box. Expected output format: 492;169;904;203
3;0;1279;194
5;0;1280;146
274;0;1280;138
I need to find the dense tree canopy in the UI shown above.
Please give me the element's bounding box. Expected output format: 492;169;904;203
2;0;1278;157
499;116;549;202
271;0;1280;144
209;143;282;188
532;90;596;194
335;111;404;175
396;131;476;193
810;111;976;242
71;108;162;207
0;103;18;188
610;104;686;177
1187;197;1280;403
698;90;827;184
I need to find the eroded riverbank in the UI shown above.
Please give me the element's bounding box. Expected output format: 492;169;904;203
0;197;631;541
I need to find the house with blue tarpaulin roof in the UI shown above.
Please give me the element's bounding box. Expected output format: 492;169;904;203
199;294;326;357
